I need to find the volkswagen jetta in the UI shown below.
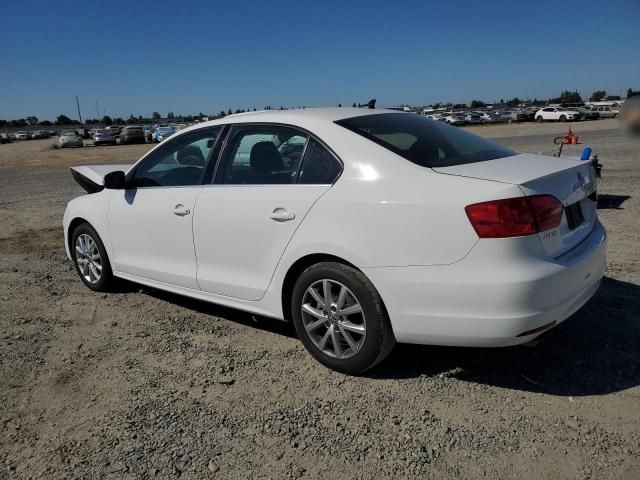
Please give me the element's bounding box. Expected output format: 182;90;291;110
64;108;606;373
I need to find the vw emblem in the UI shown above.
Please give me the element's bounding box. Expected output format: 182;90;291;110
576;172;587;192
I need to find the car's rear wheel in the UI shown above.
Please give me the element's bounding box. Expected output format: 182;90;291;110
71;223;114;292
291;262;395;374
536;115;544;123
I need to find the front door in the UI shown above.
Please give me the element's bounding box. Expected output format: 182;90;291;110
108;127;222;289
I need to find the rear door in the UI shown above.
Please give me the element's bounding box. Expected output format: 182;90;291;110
193;124;342;300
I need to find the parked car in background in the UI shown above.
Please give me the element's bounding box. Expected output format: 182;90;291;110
425;114;447;122
15;131;32;140
120;126;146;144
58;130;84;148
78;128;91;139
441;113;466;126
152;126;176;142
64;108;606;374
588;105;618;119
105;126;122;138
472;111;493;123
0;133;14;144
143;126;153;142
535;107;581;122
463;112;484;124
500;110;530;123
32;130;50;139
93;129;117;146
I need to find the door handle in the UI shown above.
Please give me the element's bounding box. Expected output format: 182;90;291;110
173;204;191;216
270;207;295;222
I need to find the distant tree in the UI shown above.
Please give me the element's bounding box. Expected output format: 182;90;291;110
352;102;357;107
506;97;521;106
167;112;175;119
227;108;233;115
101;115;113;126
500;98;505;104
557;90;582;103
55;115;74;125
605;95;621;101
253;107;256;111
152;111;161;120
26;116;38;125
470;100;485;108
0;120;8;127
627;88;639;98
218;110;226;118
590;90;607;102
338;103;342;107
39;120;52;126
113;117;125;125
453;103;468;109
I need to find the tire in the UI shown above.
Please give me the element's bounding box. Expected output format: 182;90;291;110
559;115;567;122
71;223;115;292
291;262;396;374
536;116;544;123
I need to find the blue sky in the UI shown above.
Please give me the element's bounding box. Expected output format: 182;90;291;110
1;0;638;120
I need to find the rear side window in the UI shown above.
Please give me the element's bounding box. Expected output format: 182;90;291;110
335;113;516;168
298;139;342;184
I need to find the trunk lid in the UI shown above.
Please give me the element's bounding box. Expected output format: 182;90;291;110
433;153;598;257
70;164;131;193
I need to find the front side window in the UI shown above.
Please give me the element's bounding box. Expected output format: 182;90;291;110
335;113;516;168
131;127;222;187
215;125;308;184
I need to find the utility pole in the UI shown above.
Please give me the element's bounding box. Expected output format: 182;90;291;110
96;100;100;120
76;96;83;126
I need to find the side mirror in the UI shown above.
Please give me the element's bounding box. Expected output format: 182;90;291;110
104;170;126;189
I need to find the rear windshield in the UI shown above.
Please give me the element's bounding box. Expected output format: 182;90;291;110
335;113;517;168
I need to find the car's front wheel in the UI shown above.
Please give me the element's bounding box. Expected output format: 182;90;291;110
291;262;395;374
559;115;567;122
71;223;114;291
536;116;544;123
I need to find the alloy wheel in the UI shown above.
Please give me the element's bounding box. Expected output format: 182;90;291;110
75;233;102;284
301;279;366;359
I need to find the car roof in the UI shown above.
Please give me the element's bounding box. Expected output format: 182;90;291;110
179;108;394;135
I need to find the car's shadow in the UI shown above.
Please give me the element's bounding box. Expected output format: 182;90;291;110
118;276;638;396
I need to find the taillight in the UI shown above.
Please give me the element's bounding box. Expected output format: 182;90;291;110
465;195;563;238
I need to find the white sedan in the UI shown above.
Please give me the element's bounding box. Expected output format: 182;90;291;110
64;108;606;373
535;107;582;122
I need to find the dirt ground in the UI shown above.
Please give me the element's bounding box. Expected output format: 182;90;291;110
1;119;639;479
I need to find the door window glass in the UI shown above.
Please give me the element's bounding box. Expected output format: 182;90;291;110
216;126;308;184
131;128;222;187
297;139;342;184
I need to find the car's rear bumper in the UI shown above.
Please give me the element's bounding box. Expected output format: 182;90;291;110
364;219;607;347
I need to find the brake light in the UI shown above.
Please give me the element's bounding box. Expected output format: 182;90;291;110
465;195;563;238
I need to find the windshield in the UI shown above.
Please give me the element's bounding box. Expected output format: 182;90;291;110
335;113;517;168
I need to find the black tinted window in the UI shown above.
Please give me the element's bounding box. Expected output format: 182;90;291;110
336;113;516;168
298;139;341;184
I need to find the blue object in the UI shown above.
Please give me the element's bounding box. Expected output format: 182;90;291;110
580;147;592;161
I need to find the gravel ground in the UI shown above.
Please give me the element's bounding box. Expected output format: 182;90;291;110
1;120;639;479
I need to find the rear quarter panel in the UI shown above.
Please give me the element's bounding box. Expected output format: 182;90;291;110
277;134;525;269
